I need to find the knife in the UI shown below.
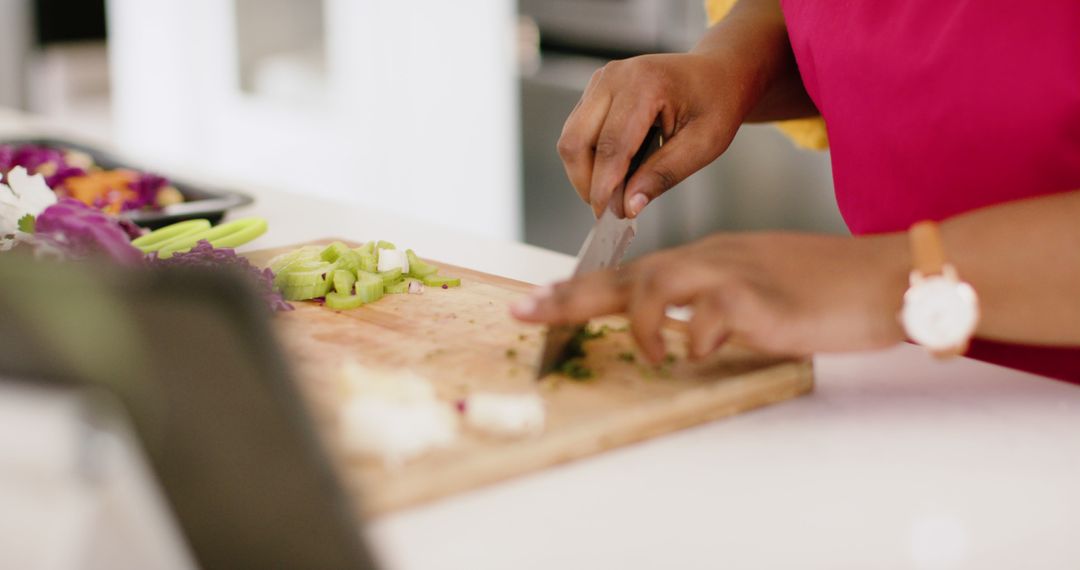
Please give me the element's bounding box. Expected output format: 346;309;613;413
536;126;663;379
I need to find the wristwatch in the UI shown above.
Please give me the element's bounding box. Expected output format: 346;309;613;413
899;221;980;358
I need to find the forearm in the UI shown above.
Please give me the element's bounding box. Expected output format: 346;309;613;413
935;190;1080;345
692;0;818;123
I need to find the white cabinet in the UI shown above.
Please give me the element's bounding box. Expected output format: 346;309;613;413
107;0;520;240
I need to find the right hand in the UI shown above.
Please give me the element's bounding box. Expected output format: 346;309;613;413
557;53;747;218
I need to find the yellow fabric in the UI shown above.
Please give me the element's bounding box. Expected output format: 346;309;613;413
705;0;829;150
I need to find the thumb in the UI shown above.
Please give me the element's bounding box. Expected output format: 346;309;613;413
622;124;724;218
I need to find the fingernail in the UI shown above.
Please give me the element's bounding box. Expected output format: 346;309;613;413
511;296;538;317
628;194;648;217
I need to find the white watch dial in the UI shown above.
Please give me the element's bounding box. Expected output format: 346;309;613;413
901;275;979;350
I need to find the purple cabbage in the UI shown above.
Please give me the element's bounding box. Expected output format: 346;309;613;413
0;144;85;189
124;173;168;211
34;199;143;265
147;240;293;312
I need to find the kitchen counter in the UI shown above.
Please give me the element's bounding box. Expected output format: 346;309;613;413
5;110;1079;569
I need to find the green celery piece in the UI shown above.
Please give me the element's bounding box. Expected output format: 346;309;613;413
405;249;438;278
132;219;211;253
354;271;385;303
320;241;350;263
377;268;402;285
358;252;377;273
335;250;361;273
278;262;337;290
281;277;332;301
376;240;396;250
325;292;365;311
16;214;35;233
267;245;321;273
385;279;409;294
355;242;375;255
332;269;356;294
422;274;461;288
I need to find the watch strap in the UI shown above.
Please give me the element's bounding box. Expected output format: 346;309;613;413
909;220;946;276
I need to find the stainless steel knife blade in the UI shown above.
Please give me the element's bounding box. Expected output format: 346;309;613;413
536;126;663;379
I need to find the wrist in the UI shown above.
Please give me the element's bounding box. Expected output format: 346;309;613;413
857;233;911;345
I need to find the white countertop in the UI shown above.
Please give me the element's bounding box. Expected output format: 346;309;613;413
6;111;1080;569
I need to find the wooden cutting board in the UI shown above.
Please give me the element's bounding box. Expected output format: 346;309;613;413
246;241;813;516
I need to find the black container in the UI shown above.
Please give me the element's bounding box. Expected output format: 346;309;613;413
2;137;254;229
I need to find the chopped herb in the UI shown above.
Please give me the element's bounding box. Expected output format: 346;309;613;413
16;214;34;233
558;357;593;380
616;351;636;363
505;348;518;359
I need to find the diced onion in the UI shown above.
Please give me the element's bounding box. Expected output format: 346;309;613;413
463;393;545;437
377;248;409;273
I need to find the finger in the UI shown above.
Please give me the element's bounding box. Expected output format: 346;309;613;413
509;269;629;324
588;95;659;217
626;263;708;363
623;123;724;218
557;70;612;204
686;293;730;360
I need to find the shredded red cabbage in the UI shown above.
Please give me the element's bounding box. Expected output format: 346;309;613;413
0;144;85;189
124;173;168;211
147;240;293;312
34;199;143;265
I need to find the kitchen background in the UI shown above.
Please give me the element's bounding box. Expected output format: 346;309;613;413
1;0;846;259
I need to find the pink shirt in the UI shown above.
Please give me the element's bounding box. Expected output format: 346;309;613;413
781;0;1080;382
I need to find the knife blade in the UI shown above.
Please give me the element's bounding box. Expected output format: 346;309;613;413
536;126;663;379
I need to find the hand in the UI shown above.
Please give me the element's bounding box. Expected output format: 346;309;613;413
557;53;748;219
511;232;910;362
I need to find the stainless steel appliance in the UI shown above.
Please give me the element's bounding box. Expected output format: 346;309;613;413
518;0;846;259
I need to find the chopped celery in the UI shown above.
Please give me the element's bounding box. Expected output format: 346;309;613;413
377;268;402;284
421;274;460;288
132;219;211;253
354;271;385;303
358;253;377;273
336;250;361;273
320;241;350;263
281;277;332;301
355;242;375;256
325;292;364;311
385;279;409;294
405;249;438;278
332;269;356;294
268;245;321;275
376;240;396;250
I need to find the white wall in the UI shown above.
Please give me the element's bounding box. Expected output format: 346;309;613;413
107;0;521;241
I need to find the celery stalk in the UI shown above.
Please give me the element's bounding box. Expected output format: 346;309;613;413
377;268;402;285
325;292;364;311
405;249;438;278
333;269;357;294
131;219;211;253
421;274;460;288
354;271;385;303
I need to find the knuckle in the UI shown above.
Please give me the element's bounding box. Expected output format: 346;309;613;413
593;135;623;160
556;134;583;159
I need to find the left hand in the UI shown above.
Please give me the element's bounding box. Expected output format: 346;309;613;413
511;232;910;363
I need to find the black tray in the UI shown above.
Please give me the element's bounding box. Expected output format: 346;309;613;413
2;137;254;229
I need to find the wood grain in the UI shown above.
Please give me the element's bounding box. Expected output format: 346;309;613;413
247;241;814;516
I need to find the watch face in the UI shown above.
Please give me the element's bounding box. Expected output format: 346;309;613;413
901;276;980;350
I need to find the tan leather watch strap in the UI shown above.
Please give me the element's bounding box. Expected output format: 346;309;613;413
909;221;946;276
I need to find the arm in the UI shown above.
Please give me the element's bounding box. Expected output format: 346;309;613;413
557;0;813;219
511;191;1080;361
694;0;818;123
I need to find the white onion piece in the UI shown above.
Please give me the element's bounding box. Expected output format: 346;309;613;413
407;280;424;294
464;393;545;437
377;248;409;273
340;398;457;467
337;361;458;466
